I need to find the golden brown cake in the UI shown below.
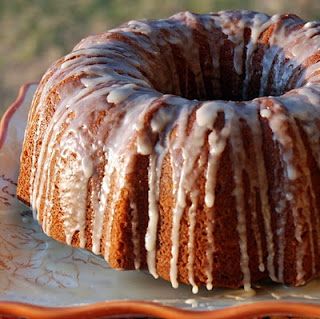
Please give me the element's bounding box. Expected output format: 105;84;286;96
17;10;320;293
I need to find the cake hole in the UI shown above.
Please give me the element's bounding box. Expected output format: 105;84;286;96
150;27;306;102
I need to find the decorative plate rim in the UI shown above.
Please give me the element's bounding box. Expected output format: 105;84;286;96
0;82;37;149
1;84;320;318
0;300;319;319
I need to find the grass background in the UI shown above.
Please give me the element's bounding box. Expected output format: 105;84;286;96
1;0;319;116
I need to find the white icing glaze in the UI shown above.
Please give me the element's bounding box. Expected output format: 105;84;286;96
25;10;320;293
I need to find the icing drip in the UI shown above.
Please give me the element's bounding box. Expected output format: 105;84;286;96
293;86;320;262
228;105;251;291
280;86;320;278
145;152;160;278
247;103;276;280
58;131;93;247
187;191;199;294
288;121;315;282
260;102;292;282
260;94;318;284
239;103;267;275
169;107;191;289
243;13;274;98
101;92;160;263
130;201;140;269
196;102;232;290
32;85;110;240
144;98;191;279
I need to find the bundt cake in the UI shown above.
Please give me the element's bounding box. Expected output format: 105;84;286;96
17;10;320;293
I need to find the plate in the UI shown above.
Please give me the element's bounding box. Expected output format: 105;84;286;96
1;84;320;318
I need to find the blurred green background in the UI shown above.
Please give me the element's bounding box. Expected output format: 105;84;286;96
1;0;319;116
